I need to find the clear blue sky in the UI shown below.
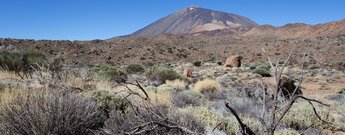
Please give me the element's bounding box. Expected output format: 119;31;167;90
0;0;344;40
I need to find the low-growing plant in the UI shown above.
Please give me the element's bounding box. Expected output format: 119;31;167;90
0;91;107;135
92;64;127;83
281;101;333;130
103;105;205;134
156;67;181;82
146;66;181;83
165;79;188;91
125;64;145;74
193;79;220;93
146;86;174;106
172;90;205;108
0;50;47;78
327;94;345;103
91;90;130;113
274;129;299;135
185;107;262;134
252;67;271;77
249;61;271;71
308;64;320;69
331;61;345;70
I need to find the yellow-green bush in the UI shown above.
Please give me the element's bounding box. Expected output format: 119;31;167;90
193;79;220;93
281;101;333;130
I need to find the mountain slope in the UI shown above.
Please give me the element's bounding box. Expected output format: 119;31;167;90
117;5;257;38
242;19;345;38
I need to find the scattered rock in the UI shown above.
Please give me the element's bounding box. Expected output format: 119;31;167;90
183;68;193;78
224;55;243;67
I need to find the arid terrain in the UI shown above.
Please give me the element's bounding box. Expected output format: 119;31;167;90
0;5;345;135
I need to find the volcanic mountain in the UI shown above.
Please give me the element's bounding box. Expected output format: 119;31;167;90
115;5;257;38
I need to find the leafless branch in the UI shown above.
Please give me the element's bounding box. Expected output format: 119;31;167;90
225;102;255;135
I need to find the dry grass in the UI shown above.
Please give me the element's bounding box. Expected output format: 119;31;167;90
146;86;173;106
0;71;22;79
165;79;188;91
193;79;220;93
0;87;26;105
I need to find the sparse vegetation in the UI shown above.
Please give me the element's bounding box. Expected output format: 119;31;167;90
126;64;145;74
0;40;344;134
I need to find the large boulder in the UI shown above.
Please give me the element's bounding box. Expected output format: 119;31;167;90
224;55;243;67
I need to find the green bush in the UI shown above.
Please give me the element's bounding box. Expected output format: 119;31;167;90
249;61;271;71
125;64;145;74
252;67;271;77
0;50;47;78
256;64;270;70
146;67;181;83
92;64;127;83
91;90;130;113
0;50;22;72
156;67;181;82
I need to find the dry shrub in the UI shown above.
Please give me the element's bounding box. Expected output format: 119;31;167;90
146;87;174;106
185;107;262;134
165;79;188;91
193;79;220;93
172;90;205;108
102;105;205;135
0;90;107;135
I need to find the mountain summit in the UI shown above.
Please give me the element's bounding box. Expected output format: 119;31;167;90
119;5;257;38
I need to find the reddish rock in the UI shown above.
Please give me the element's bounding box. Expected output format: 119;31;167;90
224;55;243;67
183;69;193;78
